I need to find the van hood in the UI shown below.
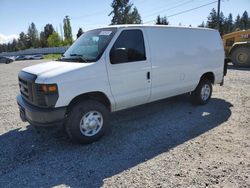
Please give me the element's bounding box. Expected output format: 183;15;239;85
22;60;93;78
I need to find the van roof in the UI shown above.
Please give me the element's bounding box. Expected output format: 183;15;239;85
99;24;216;32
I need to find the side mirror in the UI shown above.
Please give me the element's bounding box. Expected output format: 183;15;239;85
110;48;128;64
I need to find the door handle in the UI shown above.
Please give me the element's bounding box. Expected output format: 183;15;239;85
147;72;150;80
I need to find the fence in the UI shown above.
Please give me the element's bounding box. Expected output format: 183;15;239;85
0;46;69;57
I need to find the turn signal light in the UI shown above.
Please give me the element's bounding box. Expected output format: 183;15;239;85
41;84;57;93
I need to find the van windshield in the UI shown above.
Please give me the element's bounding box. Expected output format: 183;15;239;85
60;28;117;63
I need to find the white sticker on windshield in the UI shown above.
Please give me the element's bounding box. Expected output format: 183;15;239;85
99;31;112;36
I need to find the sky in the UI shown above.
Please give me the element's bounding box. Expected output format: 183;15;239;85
0;0;249;43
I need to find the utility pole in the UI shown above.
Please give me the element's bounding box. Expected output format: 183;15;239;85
217;0;221;30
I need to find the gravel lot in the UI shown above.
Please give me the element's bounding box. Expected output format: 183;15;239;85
0;60;249;188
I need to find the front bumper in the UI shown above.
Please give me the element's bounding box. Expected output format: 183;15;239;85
16;95;66;126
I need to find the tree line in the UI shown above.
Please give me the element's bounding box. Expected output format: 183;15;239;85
0;16;84;53
199;8;250;35
107;0;250;32
1;0;250;53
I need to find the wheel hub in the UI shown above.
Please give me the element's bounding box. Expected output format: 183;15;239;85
201;84;210;101
88;120;97;129
237;52;248;63
79;111;103;137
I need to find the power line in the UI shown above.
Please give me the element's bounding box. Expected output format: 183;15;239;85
143;0;195;19
70;10;108;20
70;0;190;23
144;0;218;24
140;0;187;16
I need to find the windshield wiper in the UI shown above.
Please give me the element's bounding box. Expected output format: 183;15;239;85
69;54;88;63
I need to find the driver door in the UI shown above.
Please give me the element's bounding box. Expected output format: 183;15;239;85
106;29;151;111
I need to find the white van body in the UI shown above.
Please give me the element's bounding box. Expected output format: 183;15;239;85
17;25;225;143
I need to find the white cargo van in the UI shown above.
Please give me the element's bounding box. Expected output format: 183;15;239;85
17;25;226;144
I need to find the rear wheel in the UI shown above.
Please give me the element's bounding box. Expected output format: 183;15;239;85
231;46;250;67
65;100;109;144
191;79;212;105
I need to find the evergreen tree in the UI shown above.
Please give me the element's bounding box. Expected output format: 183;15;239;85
39;24;55;47
18;32;28;50
44;24;55;40
27;22;39;48
156;15;161;25
240;11;249;29
12;39;18;51
234;14;241;31
39;31;47;47
109;0;142;24
155;15;169;25
219;12;225;35
198;21;205;27
76;28;84;38
207;8;217;29
224;13;233;33
128;7;142;24
63;16;73;45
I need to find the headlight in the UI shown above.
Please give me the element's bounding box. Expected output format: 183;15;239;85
35;84;59;107
39;84;58;93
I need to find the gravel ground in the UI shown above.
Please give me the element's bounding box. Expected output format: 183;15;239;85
0;60;249;188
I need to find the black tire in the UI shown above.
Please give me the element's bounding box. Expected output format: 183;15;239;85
191;79;212;105
65;100;109;144
231;46;250;67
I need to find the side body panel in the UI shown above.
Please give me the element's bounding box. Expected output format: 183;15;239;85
145;27;224;102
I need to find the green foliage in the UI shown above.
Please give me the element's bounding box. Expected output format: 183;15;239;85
224;13;233;33
234;14;241;30
219;12;225;35
206;8;217;29
39;24;55;47
27;22;39;48
44;24;55;39
17;32;28;50
129;7;142;24
43;53;62;60
201;9;250;36
198;21;205;28
63;16;73;45
47;32;62;47
76;28;84;38
39;31;47;47
11;39;18;51
1;8;250;53
109;0;142;24
240;11;249;30
155;15;169;25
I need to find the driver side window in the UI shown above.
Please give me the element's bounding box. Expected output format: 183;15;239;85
110;30;146;64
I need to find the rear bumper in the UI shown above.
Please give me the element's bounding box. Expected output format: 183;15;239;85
16;95;66;126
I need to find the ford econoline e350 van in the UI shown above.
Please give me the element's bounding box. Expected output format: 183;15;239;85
17;25;226;144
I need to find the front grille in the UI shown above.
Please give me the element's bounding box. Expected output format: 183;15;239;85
18;71;58;108
18;71;37;104
19;79;28;98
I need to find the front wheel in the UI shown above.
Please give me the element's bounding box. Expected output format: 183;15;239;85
65;100;109;144
191;79;212;105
